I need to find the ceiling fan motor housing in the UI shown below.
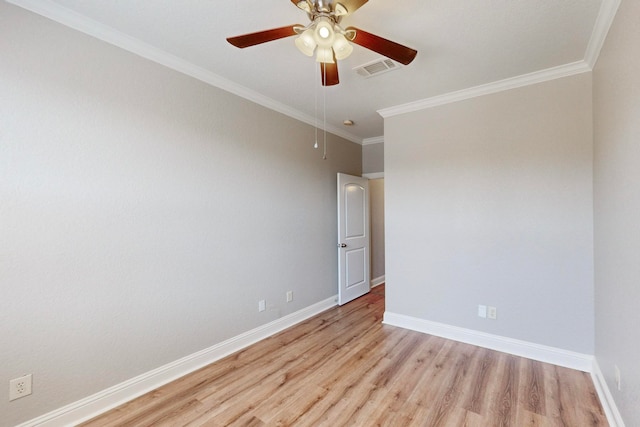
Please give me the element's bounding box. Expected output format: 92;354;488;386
297;0;347;22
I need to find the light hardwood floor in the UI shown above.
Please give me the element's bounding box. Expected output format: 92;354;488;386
82;285;607;426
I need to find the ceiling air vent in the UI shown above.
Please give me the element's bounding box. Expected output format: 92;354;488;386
354;58;400;78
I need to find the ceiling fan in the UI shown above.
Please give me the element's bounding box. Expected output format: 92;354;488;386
226;0;418;86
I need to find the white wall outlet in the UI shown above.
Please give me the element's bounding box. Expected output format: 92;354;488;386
614;365;621;391
488;306;497;320
258;300;266;312
286;291;293;303
478;305;487;318
9;374;32;401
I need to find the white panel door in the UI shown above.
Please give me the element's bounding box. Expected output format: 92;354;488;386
337;173;370;305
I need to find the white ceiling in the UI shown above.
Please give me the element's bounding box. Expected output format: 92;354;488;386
9;0;607;143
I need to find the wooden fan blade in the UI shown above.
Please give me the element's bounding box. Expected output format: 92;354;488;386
321;61;339;86
346;26;417;65
227;25;301;48
339;0;369;15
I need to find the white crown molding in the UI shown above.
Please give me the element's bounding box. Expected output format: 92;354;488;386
16;295;338;427
6;0;363;145
378;61;591;118
591;359;627;427
378;0;621;119
362;136;384;145
8;0;620;143
584;0;622;68
383;311;594;373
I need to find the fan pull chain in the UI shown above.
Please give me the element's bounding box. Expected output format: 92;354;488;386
314;62;318;149
322;63;327;160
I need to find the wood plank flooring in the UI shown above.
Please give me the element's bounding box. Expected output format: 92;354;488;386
82;285;607;426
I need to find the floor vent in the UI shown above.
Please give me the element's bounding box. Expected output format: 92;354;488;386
354;58;400;78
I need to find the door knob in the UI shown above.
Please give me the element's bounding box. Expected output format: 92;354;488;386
338;243;347;248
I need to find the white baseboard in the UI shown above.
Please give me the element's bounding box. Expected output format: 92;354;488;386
383;312;625;427
371;275;385;287
383;311;594;372
591;359;626;427
19;296;338;427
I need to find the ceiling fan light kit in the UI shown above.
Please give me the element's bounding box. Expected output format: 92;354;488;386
316;47;335;63
294;28;317;56
330;33;353;60
293;16;351;63
226;0;417;86
314;17;334;41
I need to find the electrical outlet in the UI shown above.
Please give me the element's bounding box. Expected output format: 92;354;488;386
478;305;487;318
286;291;293;303
9;374;32;401
614;365;621;391
488;306;497;320
258;300;266;312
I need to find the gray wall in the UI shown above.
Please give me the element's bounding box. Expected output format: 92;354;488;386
385;73;594;353
369;179;385;282
363;142;385;283
593;0;640;424
0;4;361;426
362;142;384;174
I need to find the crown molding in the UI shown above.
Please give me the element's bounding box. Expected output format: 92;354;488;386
6;0;363;145
378;0;621;119
584;0;622;68
362;136;384;145
378;60;591;118
9;0;619;143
